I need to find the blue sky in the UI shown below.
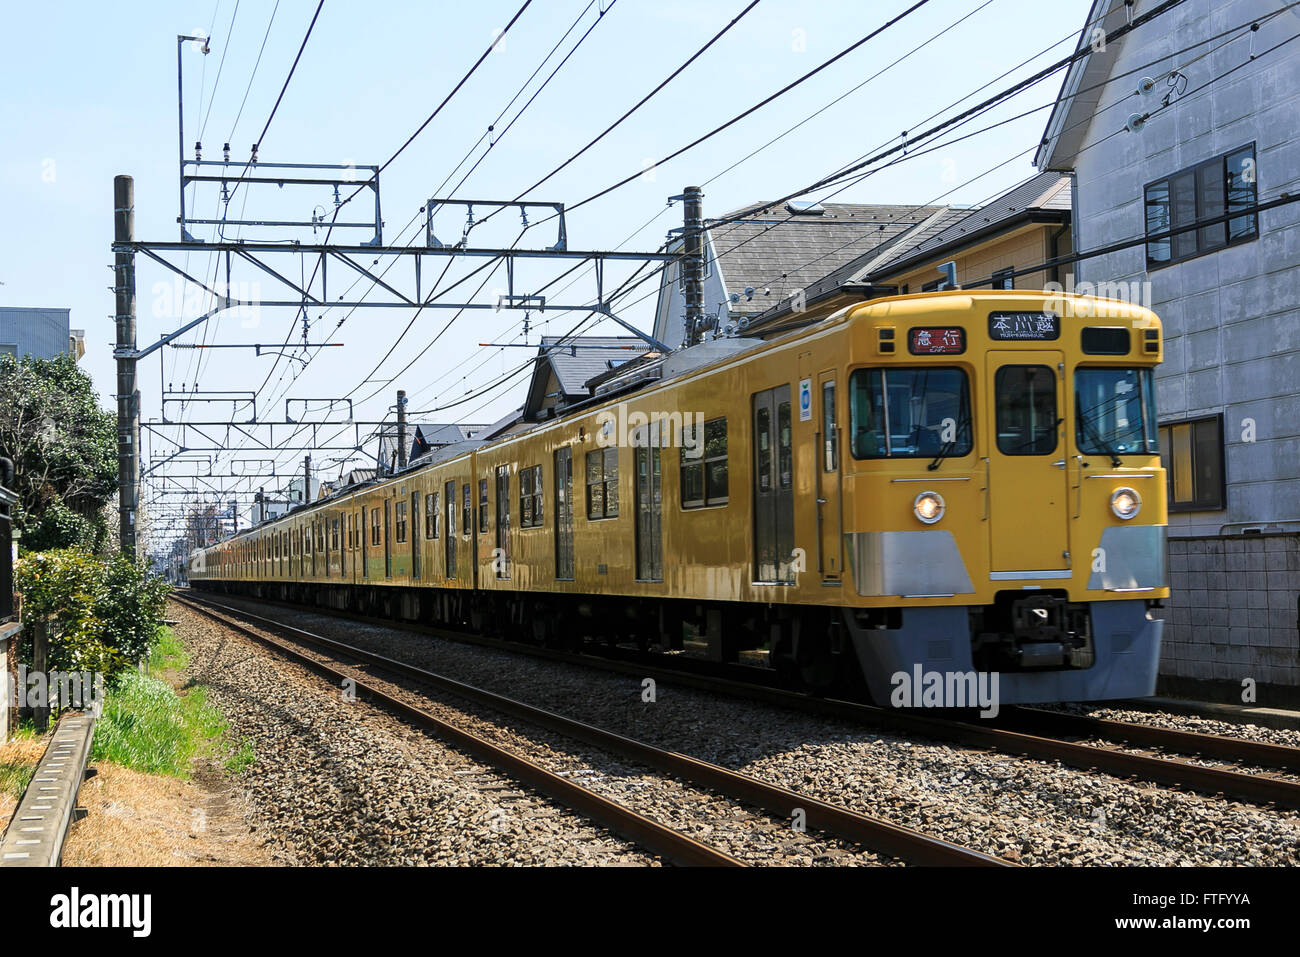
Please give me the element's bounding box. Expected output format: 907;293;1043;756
0;0;1093;532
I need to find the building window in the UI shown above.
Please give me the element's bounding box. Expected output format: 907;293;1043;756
681;417;728;509
992;268;1014;290
371;508;381;546
520;465;544;527
478;478;490;533
1145;144;1257;267
1159;414;1225;511
426;492;438;538
921;278;944;292
395;500;408;543
586;448;619;519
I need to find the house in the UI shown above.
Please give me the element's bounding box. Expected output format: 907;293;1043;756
0;307;85;362
651;201;967;346
735;172;1073;333
520;335;655;421
1036;0;1300;696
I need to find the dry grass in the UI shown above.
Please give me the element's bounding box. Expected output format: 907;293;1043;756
61;755;277;866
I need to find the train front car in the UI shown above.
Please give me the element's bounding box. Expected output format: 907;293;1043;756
839;290;1167;707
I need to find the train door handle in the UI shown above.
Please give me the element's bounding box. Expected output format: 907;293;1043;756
816;498;827;504
1051;460;1066;468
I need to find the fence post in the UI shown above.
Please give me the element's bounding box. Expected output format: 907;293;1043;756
31;619;48;733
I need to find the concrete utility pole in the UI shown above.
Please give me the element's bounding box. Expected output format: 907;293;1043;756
113;175;141;558
303;455;312;504
396;389;408;471
681;185;706;346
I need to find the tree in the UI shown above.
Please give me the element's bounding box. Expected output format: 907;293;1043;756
0;354;117;552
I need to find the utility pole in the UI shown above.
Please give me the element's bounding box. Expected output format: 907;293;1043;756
303;455;312;504
681;185;705;346
113;175;140;558
396;389;408;471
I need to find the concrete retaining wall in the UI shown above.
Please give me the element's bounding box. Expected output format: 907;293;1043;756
1160;533;1300;688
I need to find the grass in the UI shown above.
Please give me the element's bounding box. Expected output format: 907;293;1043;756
0;726;43;801
86;625;255;778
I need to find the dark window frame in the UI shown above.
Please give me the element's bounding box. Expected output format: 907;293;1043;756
426;492;438;538
519;464;544;528
680;417;728;510
586;447;620;520
992;267;1014;290
1159;413;1226;512
1144;143;1258;269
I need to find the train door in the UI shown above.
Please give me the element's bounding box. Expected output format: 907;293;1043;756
555;447;574;580
361;507;369;578
753;386;795;583
411;492;421;580
816;372;842;581
445;481;457;578
383;499;392;578
635;441;662;581
495;466;511;579
985;352;1071;576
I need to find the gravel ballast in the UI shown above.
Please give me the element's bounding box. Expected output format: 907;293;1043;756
185;594;1300;867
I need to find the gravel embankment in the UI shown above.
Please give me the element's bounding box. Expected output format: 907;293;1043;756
193;594;1300;867
172;601;656;865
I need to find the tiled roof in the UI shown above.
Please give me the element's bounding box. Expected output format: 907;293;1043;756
706;202;951;316
866;172;1071;276
538;335;651;395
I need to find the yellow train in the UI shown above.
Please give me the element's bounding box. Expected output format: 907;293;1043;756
192;290;1168;705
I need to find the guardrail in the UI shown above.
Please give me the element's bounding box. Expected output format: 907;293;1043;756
0;710;98;866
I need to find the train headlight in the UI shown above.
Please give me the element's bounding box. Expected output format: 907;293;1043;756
913;491;945;525
1110;487;1141;520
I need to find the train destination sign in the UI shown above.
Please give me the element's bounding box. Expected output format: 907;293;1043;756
908;327;966;354
988;311;1061;341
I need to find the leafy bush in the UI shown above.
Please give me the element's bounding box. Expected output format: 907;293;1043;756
14;549;170;680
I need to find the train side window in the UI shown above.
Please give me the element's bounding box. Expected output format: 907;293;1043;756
478;479;490;532
332;518;339;551
371;508;381;545
777;401;793;489
995;365;1059;455
822;382;838;472
395;500;408;543
426;492;438;538
756;408;771;490
520;465;544;527
682;417;728;508
586;448;619;519
462;484;473;536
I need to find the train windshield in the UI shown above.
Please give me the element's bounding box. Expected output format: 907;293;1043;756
849;367;972;459
1074;367;1159;455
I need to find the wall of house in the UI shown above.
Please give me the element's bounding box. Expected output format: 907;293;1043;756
0;307;72;361
1067;0;1300;537
1059;0;1300;691
879;223;1064;292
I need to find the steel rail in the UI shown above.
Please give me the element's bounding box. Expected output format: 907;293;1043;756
1001;707;1300;775
181;589;1300;811
175;592;1009;866
172;594;741;866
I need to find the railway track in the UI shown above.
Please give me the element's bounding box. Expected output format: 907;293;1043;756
172;592;1008;867
180;589;1300;812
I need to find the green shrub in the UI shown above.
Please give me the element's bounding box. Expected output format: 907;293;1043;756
14;549;170;680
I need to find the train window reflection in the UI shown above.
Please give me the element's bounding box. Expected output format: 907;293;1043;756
995;365;1058;455
1075;367;1158;455
850;367;971;459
